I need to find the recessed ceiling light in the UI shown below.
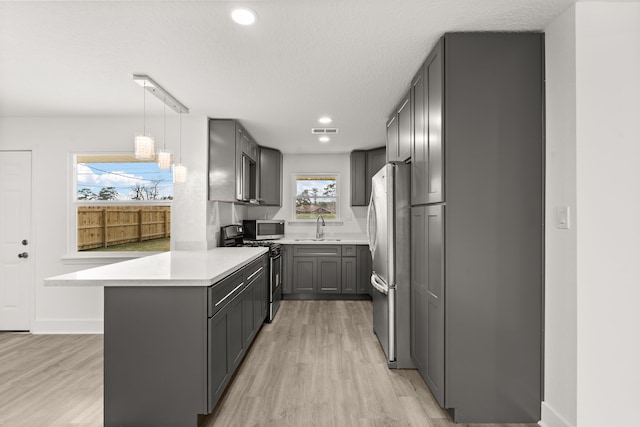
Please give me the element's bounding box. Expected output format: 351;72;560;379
231;8;257;25
319;136;330;143
318;116;332;124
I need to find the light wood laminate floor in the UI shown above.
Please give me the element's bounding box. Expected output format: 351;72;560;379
0;300;538;427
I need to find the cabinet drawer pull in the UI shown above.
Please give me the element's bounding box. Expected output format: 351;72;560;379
215;282;245;307
246;266;263;281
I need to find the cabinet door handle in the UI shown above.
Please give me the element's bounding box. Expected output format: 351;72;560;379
247;266;263;281
215;282;245;307
370;273;388;295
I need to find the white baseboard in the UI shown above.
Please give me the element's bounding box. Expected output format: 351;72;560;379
30;319;104;334
540;402;575;427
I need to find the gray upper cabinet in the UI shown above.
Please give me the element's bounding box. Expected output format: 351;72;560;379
235;126;258;202
209;118;258;202
366;148;386;200
259;146;282;206
209;118;281;204
350;147;386;206
208;119;239;202
385;115;398;163
387;91;411;163
412;40;444;206
350;151;367;206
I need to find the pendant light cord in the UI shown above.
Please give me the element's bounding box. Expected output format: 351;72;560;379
179;112;183;163
143;85;146;135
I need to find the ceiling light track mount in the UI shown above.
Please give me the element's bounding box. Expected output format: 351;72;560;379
133;74;189;114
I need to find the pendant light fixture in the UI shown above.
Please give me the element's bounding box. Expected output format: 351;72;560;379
134;80;155;160
132;74;188;180
157;102;172;169
173;111;187;183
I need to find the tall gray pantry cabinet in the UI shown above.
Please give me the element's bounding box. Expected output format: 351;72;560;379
409;33;544;423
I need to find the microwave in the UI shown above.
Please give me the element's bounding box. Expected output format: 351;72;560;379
242;219;285;240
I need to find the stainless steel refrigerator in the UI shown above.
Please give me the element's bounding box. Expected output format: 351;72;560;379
367;163;414;369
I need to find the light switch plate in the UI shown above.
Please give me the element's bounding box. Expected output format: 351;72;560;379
556;206;570;229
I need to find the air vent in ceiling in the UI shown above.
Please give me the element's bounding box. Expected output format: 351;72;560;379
311;128;339;134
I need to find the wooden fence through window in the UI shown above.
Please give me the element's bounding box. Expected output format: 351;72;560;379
77;206;171;250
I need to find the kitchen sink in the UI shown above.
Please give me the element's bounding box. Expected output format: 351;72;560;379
294;238;341;242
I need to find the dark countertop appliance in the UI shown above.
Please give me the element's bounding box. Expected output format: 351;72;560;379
242;219;285;240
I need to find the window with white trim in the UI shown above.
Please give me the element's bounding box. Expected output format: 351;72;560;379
293;174;339;221
73;154;173;253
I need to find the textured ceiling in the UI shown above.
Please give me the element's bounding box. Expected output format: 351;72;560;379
0;0;575;153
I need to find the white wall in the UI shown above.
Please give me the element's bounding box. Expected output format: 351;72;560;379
247;153;368;236
574;2;640;426
544;2;640;426
0;115;208;333
0;116;368;330
543;6;578;427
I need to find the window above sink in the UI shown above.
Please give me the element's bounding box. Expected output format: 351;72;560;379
293;173;340;222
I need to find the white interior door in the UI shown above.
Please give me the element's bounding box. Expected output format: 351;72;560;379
0;151;32;331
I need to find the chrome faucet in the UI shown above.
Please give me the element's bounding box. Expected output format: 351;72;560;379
316;215;325;239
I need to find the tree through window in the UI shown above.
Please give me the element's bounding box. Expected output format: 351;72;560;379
74;154;173;253
294;175;339;220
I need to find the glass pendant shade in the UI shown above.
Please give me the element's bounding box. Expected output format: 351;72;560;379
173;163;187;183
134;134;155;160
157;149;173;170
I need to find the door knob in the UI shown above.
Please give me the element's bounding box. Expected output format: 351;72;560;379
18;252;29;259
22;239;29;246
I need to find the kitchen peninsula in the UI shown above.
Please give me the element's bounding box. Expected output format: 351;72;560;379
46;247;269;427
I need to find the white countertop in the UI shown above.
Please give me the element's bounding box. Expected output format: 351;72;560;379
277;233;368;245
45;247;268;287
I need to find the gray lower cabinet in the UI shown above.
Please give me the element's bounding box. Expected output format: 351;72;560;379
342;257;357;294
410;205;444;405
318;257;341;293
286;244;371;297
208;291;243;408
292;256;316;292
282;245;292;294
104;254;268;427
242;277;256;347
356;245;372;295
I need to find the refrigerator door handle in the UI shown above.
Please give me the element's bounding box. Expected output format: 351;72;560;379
366;192;376;256
371;273;388;295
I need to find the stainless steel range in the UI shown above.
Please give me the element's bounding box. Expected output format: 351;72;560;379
220;224;282;323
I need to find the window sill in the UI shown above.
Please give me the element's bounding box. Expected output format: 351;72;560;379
61;251;166;265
